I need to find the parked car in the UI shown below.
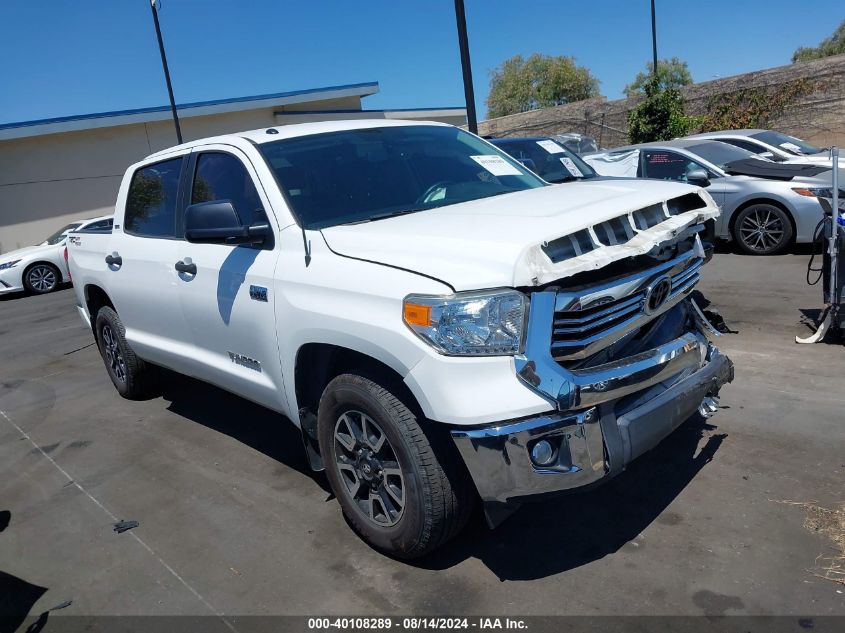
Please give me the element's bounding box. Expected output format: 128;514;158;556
685;129;833;167
489;136;599;183
584;139;838;254
0;215;112;295
68;120;733;557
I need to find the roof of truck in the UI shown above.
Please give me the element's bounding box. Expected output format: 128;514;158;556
144;118;450;161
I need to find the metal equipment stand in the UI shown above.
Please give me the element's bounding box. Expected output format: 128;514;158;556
797;147;842;344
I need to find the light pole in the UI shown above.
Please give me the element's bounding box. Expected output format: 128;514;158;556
149;0;183;144
650;0;658;78
453;0;478;134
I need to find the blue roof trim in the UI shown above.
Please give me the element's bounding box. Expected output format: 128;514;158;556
275;107;466;114
0;81;380;131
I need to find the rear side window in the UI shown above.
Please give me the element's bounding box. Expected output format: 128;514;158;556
125;157;184;237
191;152;265;226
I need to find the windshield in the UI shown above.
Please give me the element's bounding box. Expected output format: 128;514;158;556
42;223;81;245
490;138;597;183
258;125;545;229
750;131;822;156
684;142;764;171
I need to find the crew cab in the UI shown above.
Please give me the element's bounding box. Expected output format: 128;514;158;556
68;120;733;558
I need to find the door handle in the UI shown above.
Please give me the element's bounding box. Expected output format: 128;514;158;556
175;259;197;275
105;253;122;267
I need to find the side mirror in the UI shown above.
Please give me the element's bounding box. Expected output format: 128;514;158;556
184;200;272;248
686;169;711;187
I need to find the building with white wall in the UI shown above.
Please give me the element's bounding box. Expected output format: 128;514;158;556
0;81;466;253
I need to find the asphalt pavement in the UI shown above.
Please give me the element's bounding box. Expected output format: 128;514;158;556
1;252;843;624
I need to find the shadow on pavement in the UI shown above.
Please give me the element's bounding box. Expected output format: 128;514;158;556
151;368;725;580
417;415;726;580
157;370;330;493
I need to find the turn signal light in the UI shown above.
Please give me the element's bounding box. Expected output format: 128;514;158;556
403;302;432;327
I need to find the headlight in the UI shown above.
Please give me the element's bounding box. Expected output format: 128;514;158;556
403;289;528;356
0;259;21;270
792;187;845;200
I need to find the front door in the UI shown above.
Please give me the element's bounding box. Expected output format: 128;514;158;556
173;146;287;412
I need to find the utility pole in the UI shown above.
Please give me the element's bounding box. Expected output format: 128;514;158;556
453;0;478;134
650;0;658;78
150;0;183;144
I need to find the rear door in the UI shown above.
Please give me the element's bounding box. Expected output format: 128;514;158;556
173;145;286;411
105;154;196;374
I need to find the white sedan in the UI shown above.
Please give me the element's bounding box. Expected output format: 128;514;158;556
0;215;113;295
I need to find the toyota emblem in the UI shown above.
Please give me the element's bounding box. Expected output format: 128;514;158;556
644;276;672;314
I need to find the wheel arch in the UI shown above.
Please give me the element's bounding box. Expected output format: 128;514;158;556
84;284;115;330
728;197;797;241
293;342;426;471
294;342;423;421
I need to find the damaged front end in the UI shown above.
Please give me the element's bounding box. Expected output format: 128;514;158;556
451;205;733;527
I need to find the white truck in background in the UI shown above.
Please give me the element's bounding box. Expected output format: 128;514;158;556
68;120;733;558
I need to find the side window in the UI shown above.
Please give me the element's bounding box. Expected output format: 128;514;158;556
642;150;704;182
191;153;265;226
722;139;765;155
81;219;113;233
125;157;184;238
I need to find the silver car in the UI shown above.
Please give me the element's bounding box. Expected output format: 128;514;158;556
685;129;833;168
583;139;839;255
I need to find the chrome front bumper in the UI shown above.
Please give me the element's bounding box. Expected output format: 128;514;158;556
451;291;733;524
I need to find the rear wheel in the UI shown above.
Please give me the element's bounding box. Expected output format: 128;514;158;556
95;307;158;399
23;263;60;294
317;373;472;558
733;203;793;255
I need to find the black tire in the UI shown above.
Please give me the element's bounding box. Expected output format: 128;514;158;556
317;373;473;559
23;263;61;294
94;307;158;400
732;203;794;255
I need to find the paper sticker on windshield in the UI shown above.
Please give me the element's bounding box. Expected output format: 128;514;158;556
536;139;566;154
560;157;584;178
779;141;802;153
470;155;522;176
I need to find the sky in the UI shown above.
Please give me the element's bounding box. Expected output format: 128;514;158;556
1;0;843;125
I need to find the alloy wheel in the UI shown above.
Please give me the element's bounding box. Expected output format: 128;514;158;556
333;410;405;527
738;206;785;253
28;265;57;293
101;325;127;383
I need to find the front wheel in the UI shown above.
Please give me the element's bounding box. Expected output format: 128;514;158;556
317;374;472;558
733;203;793;255
23;263;60;294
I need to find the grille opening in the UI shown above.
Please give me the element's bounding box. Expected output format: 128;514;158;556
632;203;667;230
593;216;635;246
667;193;706;216
542;229;595;263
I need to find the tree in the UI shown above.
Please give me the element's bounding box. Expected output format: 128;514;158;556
624;57;693;97
792;19;845;62
627;77;700;143
486;53;600;118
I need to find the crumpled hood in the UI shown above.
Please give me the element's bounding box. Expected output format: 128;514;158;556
321;179;718;291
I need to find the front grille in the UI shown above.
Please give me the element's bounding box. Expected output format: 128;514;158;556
551;256;703;361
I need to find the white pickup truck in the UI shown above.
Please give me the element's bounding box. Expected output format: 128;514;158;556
68;120;733;558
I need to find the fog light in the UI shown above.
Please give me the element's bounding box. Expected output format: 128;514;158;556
530;439;555;466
